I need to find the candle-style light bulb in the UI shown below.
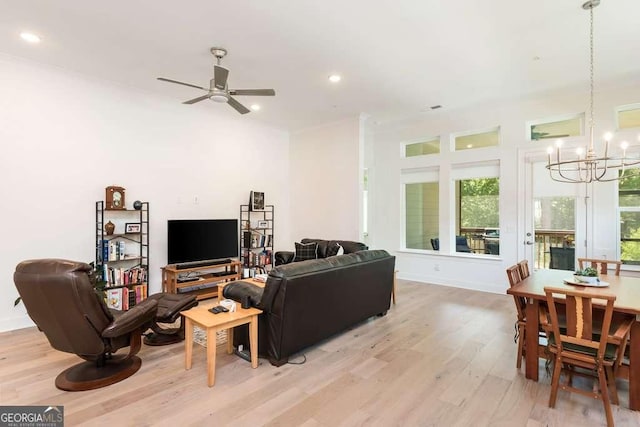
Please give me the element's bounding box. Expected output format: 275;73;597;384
621;141;629;158
555;139;563;148
604;132;613;142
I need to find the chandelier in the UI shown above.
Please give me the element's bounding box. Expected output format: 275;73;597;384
546;0;639;183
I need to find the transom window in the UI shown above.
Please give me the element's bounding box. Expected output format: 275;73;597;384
404;138;440;157
530;115;583;141
617;104;640;130
454;129;499;151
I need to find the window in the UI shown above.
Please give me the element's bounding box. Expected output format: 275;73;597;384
405;182;439;250
404;138;440;157
529;116;583;141
619;169;640;264
454;129;499;151
457;177;499;254
534;197;575;230
617;104;640;130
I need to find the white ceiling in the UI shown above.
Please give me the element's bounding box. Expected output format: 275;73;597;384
1;0;639;131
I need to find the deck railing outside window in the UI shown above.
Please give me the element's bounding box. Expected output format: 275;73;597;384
459;228;574;269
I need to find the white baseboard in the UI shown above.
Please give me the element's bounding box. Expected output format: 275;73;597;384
0;314;34;333
397;272;505;295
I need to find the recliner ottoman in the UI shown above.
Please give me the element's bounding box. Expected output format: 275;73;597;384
143;293;198;346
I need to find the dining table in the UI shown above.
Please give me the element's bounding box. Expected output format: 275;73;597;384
507;268;640;410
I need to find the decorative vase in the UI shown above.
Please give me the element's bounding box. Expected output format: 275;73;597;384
133;200;143;210
105;221;115;235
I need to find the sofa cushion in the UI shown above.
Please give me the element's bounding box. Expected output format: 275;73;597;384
293;242;318;262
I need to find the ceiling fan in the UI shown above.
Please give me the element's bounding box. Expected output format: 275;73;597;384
157;47;275;114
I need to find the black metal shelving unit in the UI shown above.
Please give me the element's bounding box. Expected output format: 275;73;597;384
239;204;274;277
95;201;149;309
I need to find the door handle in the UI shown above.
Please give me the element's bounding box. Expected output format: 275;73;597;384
525;241;534;245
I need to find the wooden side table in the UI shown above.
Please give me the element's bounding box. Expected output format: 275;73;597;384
182;305;262;387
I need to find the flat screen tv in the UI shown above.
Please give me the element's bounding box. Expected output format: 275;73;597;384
167;219;238;265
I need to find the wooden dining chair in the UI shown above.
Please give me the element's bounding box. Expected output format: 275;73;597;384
517;259;530;279
577;258;621;276
507;265;553;369
544;286;632;427
506;265;526;369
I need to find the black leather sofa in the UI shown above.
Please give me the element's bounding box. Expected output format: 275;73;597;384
223;249;395;366
274;238;368;265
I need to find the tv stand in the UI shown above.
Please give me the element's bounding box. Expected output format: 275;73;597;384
176;259;232;270
162;260;241;300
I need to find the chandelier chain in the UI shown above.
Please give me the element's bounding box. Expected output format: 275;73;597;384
545;0;640;183
589;5;594;138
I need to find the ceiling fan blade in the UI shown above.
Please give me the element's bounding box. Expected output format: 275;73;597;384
157;77;207;91
182;94;211;105
229;89;276;96
214;66;229;90
227;96;250;114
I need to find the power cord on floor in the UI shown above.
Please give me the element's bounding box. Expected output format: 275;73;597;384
234;347;307;365
287;354;307;365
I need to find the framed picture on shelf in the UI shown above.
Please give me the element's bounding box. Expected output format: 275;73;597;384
249;191;265;211
257;220;269;229
125;223;141;234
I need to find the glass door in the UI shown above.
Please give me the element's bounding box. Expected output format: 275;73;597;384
524;160;580;270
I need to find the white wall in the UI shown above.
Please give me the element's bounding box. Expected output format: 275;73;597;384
288;116;363;245
368;77;640;294
0;54;291;332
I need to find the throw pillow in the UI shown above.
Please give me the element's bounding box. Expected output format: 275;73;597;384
336;243;344;255
293;242;318;262
326;242;341;257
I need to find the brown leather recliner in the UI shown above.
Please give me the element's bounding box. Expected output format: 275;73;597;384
13;259;158;391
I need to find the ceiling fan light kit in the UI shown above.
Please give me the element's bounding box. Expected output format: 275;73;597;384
157;46;275;114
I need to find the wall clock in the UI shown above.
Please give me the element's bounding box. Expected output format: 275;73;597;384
105;186;126;210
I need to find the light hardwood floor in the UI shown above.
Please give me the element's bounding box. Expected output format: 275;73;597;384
2;280;640;426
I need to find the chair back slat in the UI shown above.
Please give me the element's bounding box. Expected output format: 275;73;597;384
577;258;621;276
517;260;530;279
564;295;593;340
507;265;527;320
506;265;522;287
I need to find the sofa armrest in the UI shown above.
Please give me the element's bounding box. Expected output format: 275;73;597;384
275;251;294;266
102;298;158;338
222;281;265;308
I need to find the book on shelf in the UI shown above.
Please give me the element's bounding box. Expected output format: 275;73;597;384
105;283;147;310
101;239;109;263
106;288;123;310
102;265;147;287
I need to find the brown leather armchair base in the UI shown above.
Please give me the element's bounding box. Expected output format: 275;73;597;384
14;259;158;391
55;345;142;391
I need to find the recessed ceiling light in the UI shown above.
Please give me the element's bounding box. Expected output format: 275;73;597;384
20;32;41;43
250;104;261;111
328;74;341;83
467;144;473;149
